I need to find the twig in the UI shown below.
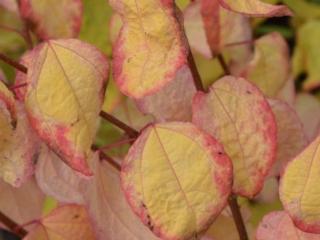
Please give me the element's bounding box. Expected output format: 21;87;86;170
0;53;27;74
0;211;27;238
99;151;121;172
217;54;231;75
99;137;135;151
100;111;139;138
228;195;249;240
187;49;205;92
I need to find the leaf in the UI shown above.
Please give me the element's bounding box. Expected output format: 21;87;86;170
268;99;307;177
295;94;320;142
192;76;277;198
24;204;96;240
293;20;320;91
217;0;293;17
0;178;44;228
184;0;252;67
121;122;233;240
280;134;320;233
109;0;188;98
0;102;39;187
35;145;85;204
276;77;296;107
238;32;290;97
81;154;159;240
19;0;83;39
0;79;15;119
24;39;109;176
79;0;113;54
282;0;320;19
256;211;320;240
136;65;196;122
0;0;18;13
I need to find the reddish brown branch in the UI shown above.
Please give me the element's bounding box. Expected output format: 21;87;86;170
0;211;27;238
99;151;121;171
228;195;249;240
217;54;231;75
100;111;139;138
0;53;27;74
187;50;205;92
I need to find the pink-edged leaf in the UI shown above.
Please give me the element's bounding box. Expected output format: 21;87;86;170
81;154;158;240
192;76;277;198
24;39;109;176
0;102;39;187
109;13;122;45
268;99;307;177
280;134;320;234
24;204;96;240
255;177;279;204
217;0;293;17
136;65;196;122
19;0;83;39
109;0;188;98
121;122;233;240
238;32;290;97
256;211;320;240
0;79;15;120
35;145;85;204
0;178;44;228
295;94;320;142
184;0;252;66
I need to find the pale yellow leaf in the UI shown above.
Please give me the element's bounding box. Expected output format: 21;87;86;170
121;122;233;240
25;39;109;176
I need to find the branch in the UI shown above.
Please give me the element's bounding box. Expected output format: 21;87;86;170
0;53;27;74
217;54;231;75
187;50;205;92
228;194;249;240
100;111;139;138
0;211;27;238
99;151;121;172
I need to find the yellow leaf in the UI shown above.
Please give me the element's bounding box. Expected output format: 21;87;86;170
239;32;290;97
25;39;109;176
109;0;188;98
280;134;320;234
217;0;293;17
282;0;320;19
193;76;277;198
121;122;233;240
20;0;83;39
24;204;96;240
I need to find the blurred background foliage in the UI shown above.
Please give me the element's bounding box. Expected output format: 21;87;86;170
1;0;320;239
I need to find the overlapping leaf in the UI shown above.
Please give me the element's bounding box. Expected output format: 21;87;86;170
238;32;290;97
295;94;320;141
184;0;252;69
136;66;196;122
0;178;44;228
268;99;307;177
293;20;320;91
0;102;39;187
24;204;96;240
256;211;320;240
282;0;320;19
24;39;109;176
109;0;188;98
192;76;277;198
19;0;83;39
35;145;85;204
121;122;233;240
280;134;320;233
217;0;293;17
81;154;159;240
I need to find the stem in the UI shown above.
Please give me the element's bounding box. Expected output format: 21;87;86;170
0;53;27;74
0;211;27;238
187;49;205;92
99;151;121;171
217;54;231;75
228;195;249;240
100;111;139;138
100;137;135;151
